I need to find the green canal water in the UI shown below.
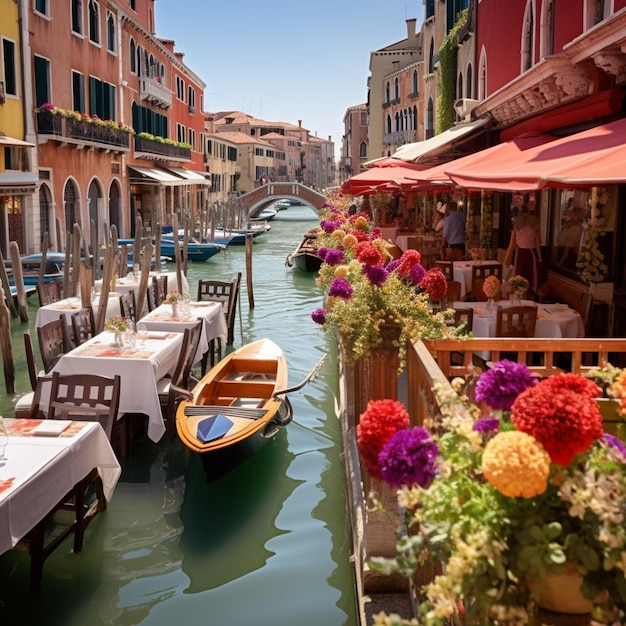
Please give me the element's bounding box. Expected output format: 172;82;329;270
0;206;359;626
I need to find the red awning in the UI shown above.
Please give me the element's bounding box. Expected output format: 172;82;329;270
445;117;626;191
341;161;428;195
407;132;555;188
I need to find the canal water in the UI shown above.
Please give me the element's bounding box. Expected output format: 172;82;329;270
0;206;359;626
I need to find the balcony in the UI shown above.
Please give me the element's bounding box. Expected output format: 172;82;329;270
140;77;172;110
36;110;130;153
383;129;416;146
457;4;474;43
134;135;191;161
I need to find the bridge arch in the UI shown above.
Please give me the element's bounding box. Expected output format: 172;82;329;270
236;183;327;217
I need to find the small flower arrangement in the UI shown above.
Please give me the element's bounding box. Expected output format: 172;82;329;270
468;247;486;260
165;291;182;304
508;274;530;295
482;274;501;299
311;201;460;370
104;316;128;332
364;363;626;626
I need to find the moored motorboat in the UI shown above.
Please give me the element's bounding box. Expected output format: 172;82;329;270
176;338;291;481
160;235;225;261
4;252;66;286
285;229;322;273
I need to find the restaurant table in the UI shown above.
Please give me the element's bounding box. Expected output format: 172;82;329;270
452;260;509;297
0;419;121;556
139;301;228;363
48;330;184;442
35;293;122;331
395;234;439;254
111;270;189;299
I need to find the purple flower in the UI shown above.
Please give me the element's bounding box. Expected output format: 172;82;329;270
378;427;439;488
386;259;401;273
324;249;345;266
603;433;626;459
475;359;538;411
311;308;326;325
320;219;341;234
408;263;427;286
328;278;353;299
474;416;501;433
362;263;388;287
317;247;329;261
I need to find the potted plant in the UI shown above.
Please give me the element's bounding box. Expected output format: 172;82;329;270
362;361;626;625
104;316;128;348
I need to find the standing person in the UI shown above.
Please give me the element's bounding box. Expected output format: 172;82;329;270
440;201;466;260
557;206;585;269
503;195;542;295
432;202;446;233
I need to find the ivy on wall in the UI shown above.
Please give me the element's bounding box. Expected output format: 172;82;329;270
436;8;468;134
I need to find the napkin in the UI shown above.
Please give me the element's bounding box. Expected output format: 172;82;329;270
32;420;72;436
148;331;169;339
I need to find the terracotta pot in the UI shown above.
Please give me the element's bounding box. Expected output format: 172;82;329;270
538;568;592;614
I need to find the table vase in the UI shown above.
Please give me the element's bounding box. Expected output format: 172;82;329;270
114;330;124;349
172;302;179;318
486;297;495;313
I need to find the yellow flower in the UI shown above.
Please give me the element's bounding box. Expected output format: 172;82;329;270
482;431;550;498
331;229;346;241
353;216;369;230
342;233;358;249
334;266;348;279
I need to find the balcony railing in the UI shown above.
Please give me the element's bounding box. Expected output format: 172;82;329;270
36;110;130;151
383;129;416;146
134;135;191;160
140;77;172;109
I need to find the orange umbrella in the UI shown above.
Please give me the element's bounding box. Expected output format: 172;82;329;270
341;161;427;195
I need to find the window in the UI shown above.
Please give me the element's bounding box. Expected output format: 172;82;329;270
176;76;185;101
177;123;185;143
89;76;115;120
2;38;17;96
385;81;390;104
394;77;400;101
425;0;434;19
34;55;51;107
130;39;136;73
129;0;136;9
521;0;534;73
386;114;392;134
478;47;487;100
88;0;100;45
131;101;167;137
35;0;49;17
412;70;418;95
71;0;83;35
426;97;434;139
428;38;435;73
466;64;473;99
188;86;195;111
540;0;555;58
360;111;368;126
106;12;115;53
72;71;85;113
188;128;195;149
359;141;367;159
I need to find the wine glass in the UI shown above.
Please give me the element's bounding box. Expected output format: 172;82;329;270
0;416;8;464
136;323;148;347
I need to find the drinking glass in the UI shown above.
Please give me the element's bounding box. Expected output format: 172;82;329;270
136;323;149;347
0;416;8;463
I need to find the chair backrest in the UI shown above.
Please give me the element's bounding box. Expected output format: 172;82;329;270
471;263;503;301
146;281;158;312
446;280;462;303
119;291;137;323
147;275;168;312
47;371;121;440
197;273;241;344
454;308;474;333
495;305;538;338
70;306;96;346
170;320;203;390
37;279;62;307
37;317;71;373
435;260;454;282
24;331;40;392
579;292;593;333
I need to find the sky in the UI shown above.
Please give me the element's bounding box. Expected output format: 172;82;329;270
155;0;424;159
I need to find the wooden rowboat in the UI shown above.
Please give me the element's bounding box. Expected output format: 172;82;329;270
176;338;291;481
285;229;322;273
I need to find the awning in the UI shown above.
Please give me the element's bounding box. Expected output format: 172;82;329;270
128;165;188;186
392;118;490;164
408;132;556;187
163;167;211;184
0;134;35;148
0;171;38;193
445;117;626;191
341;161;428;195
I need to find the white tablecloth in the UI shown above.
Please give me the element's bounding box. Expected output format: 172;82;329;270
35;294;122;331
49;330;184;442
139;301;228;363
0;420;120;554
452;261;508;297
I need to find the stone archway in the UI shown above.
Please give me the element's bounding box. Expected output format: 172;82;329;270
236;183;327;217
109;179;122;236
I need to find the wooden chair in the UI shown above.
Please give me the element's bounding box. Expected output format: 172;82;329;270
70;306;96;346
446;280;463;303
454;308;474;333
471;263;503;302
47;371;121;551
495;305;538;338
197;273;241;371
36;279;62;307
147;275;168;312
37;317;71;373
156;321;203;439
119;291;137;324
15;332;44;418
436;260;454;282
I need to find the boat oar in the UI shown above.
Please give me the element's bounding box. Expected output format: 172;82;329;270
273;354;326;399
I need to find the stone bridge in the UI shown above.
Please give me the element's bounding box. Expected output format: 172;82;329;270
238;183;327;217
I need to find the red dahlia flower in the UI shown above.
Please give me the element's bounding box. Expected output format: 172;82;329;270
355;240;385;266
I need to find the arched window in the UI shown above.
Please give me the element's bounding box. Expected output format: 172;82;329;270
106;12;115;52
88;0;100;44
540;0;554;58
428;38;435;73
88;179;102;247
426;98;434;139
71;0;83;35
359;141;367;159
136;45;142;77
109;180;122;236
39;184;53;248
385;81;390;104
466;64;473;99
394;77;400;101
386;114;392;134
413;106;418;131
395;112;400;132
457;71;464;101
478;47;487;100
130;39;136;73
521;0;535;73
64;179;80;236
412;70;418;95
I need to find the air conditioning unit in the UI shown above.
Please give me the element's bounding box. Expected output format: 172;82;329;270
453;98;479;121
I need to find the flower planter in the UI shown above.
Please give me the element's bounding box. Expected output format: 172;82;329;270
597;398;624;439
537;569;592;614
